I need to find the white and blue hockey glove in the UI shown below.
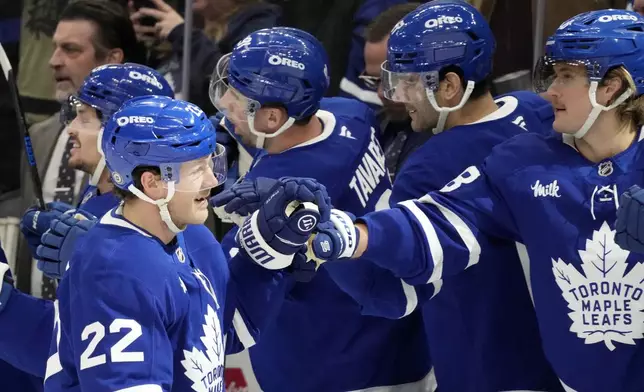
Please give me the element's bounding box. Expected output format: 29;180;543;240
36;209;97;279
308;209;361;265
0;241;14;312
616;185;644;254
20;202;74;257
212;177;331;270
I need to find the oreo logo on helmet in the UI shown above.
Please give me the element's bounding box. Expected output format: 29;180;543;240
425;15;463;29
129;71;164;90
597;14;638;23
116;116;154;126
268;54;306;70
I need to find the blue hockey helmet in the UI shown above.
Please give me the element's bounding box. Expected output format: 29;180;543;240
61;63;175;186
102;96;226;232
61;63;174;126
534;9;644;138
209;27;330;147
381;0;496;133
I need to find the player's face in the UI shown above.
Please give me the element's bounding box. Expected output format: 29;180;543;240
546;63;593;134
364;38;408;122
50;21;110;103
167;156;220;226
67;103;103;173
403;83;439;132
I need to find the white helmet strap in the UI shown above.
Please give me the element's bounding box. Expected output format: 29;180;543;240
426;80;475;134
574;81;633;139
128;181;184;234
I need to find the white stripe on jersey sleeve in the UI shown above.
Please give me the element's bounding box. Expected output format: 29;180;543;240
399;200;444;283
114;384;163;392
232;308;256;349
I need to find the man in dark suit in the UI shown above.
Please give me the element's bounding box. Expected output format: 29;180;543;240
1;0;142;298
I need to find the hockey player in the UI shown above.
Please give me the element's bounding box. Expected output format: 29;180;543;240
210;26;433;391
44;95;324;391
0;64;174;382
294;8;644;392
214;2;561;391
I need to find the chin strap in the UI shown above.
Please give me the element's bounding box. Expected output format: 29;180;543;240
425;81;475;134
128;181;183;233
574;81;633;139
90;127;106;186
247;110;296;149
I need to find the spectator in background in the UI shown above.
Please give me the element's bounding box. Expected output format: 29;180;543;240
363;2;432;181
338;0;411;108
130;0;280;113
3;0;140;299
631;0;644;15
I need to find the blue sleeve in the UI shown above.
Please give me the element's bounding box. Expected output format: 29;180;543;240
224;248;291;355
64;274;173;391
359;163;520;286
323;260;435;319
0;290;53;377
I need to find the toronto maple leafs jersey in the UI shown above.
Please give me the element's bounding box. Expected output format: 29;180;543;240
222;97;432;391
0;187;121;382
371;91;560;391
44;207;288;392
357;130;644;392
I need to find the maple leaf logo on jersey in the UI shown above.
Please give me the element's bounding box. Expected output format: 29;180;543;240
552;222;644;351
181;305;225;391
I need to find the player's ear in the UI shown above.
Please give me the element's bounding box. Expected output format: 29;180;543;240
263;107;288;133
440;72;463;103
598;75;624;107
139;170;164;199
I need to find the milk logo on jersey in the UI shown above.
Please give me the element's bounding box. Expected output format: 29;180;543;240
425;15;463;29
181;269;224;391
128;70;164;90
552;222;644;351
116;116;154;126
349;127;389;208
268;54;306;70
181;304;225;392
531;180;561;198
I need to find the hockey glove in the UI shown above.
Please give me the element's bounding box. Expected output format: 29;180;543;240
20;202;74;257
211;176;330;226
0;242;14;312
616;185;644;254
234;178;330;270
36;209;97;279
308;209;361;265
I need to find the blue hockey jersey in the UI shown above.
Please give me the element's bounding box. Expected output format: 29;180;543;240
44;207;288;391
328;91;561;391
222;97;433;391
358;130;644;392
0;186;121;381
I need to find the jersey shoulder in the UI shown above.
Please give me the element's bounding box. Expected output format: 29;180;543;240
71;210;183;289
485;132;572;179
496;90;554;136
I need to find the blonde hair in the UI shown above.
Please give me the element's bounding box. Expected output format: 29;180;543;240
601;66;644;130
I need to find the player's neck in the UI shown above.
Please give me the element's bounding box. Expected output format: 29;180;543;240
444;93;498;130
264;116;323;154
121;200;176;244
575;114;637;163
